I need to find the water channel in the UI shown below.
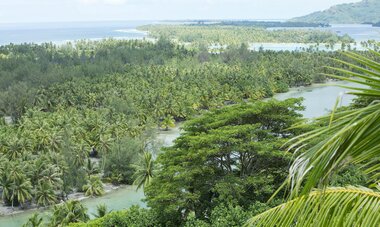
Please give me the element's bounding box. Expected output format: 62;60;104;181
0;80;360;226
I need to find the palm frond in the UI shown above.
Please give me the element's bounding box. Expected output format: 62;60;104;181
247;187;380;227
283;50;380;197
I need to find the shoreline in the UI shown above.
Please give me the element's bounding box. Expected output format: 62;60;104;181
0;183;123;217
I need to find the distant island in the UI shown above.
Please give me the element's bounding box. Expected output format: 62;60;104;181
139;24;353;46
209;21;330;28
167;20;330;28
291;0;380;24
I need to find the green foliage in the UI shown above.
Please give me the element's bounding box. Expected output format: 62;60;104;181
102;137;141;184
283;51;380;197
132;151;155;191
35;181;58;207
210;204;250;227
249;49;380;226
93;204;110;218
23;213;43;227
184;212;210;227
0;37;370;215
215;21;330;28
70;206;160;227
183;202;272;227
0;106;140;207
160;115;176;131
139;24;351;46
330;165;368;187
50;200;89;227
145;99;305;226
0;82;36;121
82;175;104;197
247;187;380;226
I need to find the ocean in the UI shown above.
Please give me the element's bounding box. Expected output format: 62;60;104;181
0;21;152;46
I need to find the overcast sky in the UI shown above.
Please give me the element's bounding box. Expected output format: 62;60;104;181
0;0;362;24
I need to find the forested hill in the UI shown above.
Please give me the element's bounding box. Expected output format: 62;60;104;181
290;0;380;24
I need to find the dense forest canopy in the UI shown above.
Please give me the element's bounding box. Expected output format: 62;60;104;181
0;37;377;226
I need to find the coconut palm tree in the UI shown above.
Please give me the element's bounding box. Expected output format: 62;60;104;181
0;172;13;205
50;200;89;226
23;213;43;227
39;164;63;191
11;176;33;208
35;181;57;207
82;175;104;197
247;51;380;226
160;115;175;131
93;204;110;218
132;151;155;191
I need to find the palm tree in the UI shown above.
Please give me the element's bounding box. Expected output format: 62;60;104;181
85;158;99;177
0;172;13;205
23;213;43;227
39;164;63;191
247;51;380;225
82;175;104;197
132;151;155;191
50;200;89;226
10;175;33;208
160;115;175;131
93;204;110;218
35;181;57;207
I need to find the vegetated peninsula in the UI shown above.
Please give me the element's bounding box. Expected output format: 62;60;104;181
138;24;353;45
291;0;380;24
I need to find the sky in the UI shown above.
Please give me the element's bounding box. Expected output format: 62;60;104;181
0;0;362;24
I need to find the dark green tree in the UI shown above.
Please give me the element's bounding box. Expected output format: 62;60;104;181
145;99;305;226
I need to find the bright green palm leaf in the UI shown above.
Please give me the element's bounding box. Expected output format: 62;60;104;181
281;51;380;197
246;187;380;227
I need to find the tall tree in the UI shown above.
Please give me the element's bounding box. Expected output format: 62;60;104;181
145;99;304;226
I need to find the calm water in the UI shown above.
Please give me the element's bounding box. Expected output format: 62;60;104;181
0;186;145;227
273;81;362;118
329;24;380;41
0;21;150;45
